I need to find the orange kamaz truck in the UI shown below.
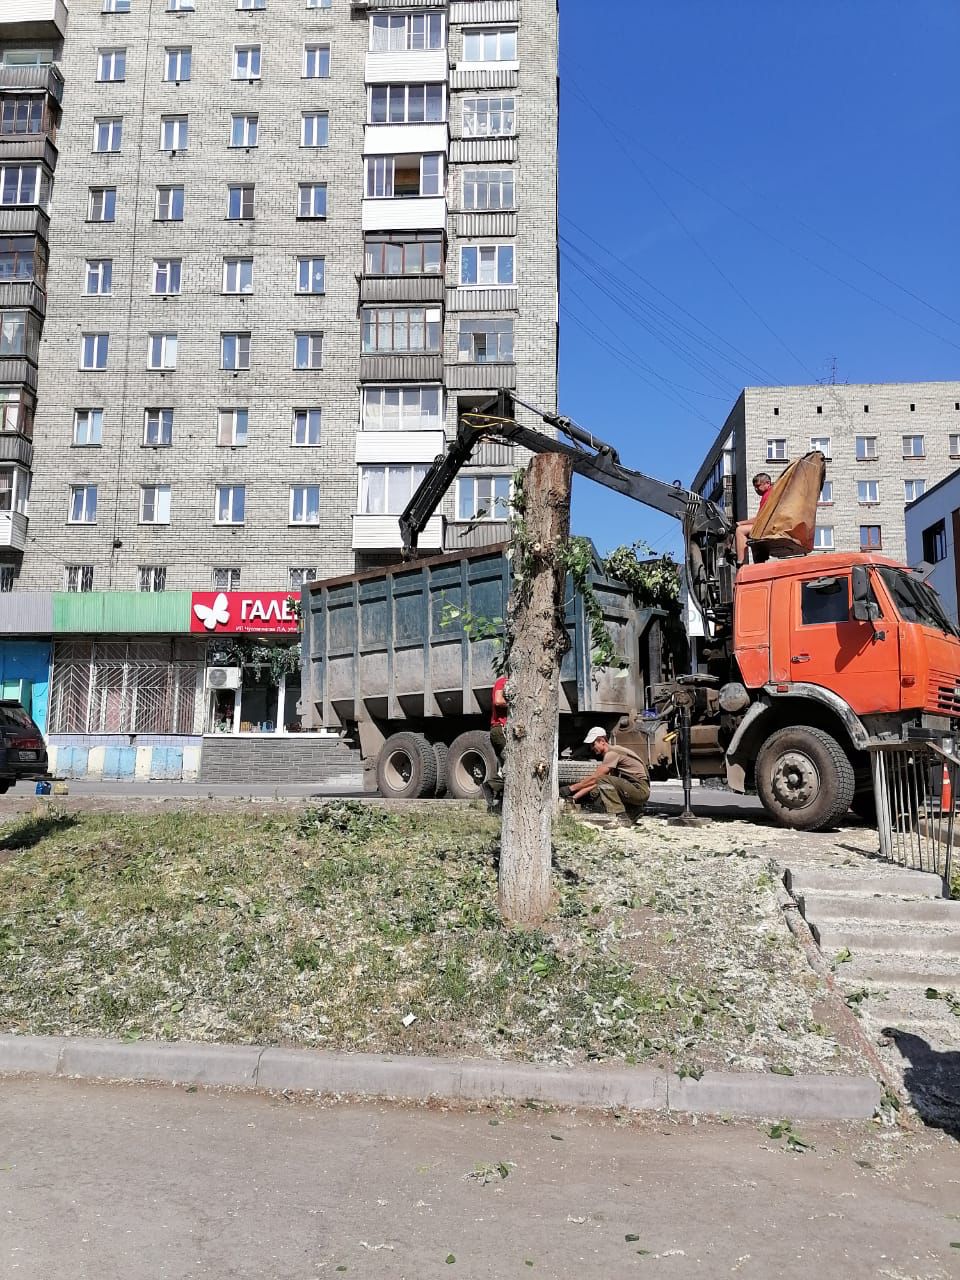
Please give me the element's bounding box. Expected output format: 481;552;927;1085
395;395;960;831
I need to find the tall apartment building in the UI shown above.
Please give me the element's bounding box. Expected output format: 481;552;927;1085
693;382;960;564
0;0;558;783
0;1;67;591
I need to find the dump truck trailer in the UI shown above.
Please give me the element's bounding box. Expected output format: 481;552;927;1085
299;545;669;800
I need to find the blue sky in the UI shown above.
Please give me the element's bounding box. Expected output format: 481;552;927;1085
557;0;960;559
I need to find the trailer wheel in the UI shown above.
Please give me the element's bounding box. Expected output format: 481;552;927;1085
375;732;438;800
557;760;597;786
755;726;855;831
432;741;449;798
447;731;498;801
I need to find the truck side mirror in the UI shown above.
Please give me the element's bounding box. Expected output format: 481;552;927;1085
851;564;880;622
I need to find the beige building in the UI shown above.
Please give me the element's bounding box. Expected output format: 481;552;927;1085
693;381;960;564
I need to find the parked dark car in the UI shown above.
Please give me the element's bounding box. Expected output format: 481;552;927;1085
0;700;48;793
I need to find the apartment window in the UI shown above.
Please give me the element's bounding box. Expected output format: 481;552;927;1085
152;258;182;295
462;168;514;210
103;0;131;11
237;0;266;8
0;236;45;286
857;480;879;504
904;479;926;503
292;408;321;445
460;244;514;287
463;28;517;61
290;484;321;525
69;485;98;523
139;565;167;592
234;45;261;79
364;232;442;276
0;97;44;135
462;96;516;137
951;434;960;458
167;0;195;10
80;333;109;370
296;257;325;294
217;407;248;446
0;566;15;592
303;43;330;77
818;480;833;505
223;257;253;294
458;473;511;521
160;115;188;151
297;182;327;218
148;332;178;370
0;164;46;207
227;184;254;219
366;154;442;198
0;388;33;438
221;332;251;370
0;310;27;359
765;438;787;462
860;525;882;551
140;484;171;524
810;435;831;457
230;113;259;147
289;566;319;589
813;525;834;551
362;306;441;353
84;258;113;296
73;409;103;447
359;464;430;515
155;185;184;221
369;83;444;124
306;0;331;7
923;520;947;563
370;12;444;51
94;117;123;152
902;434;925;458
88;187;116;222
301;112;329;147
213;567;241;590
144;408;173;446
294;332;323;369
65;565;95;592
164;47;191;82
215;485;245;524
97;48;126;82
855;435;877;460
362;385;441;431
457;317;514;363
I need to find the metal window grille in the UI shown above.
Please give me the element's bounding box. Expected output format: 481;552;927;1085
49;639;205;735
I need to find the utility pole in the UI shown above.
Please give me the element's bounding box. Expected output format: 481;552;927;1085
498;451;573;925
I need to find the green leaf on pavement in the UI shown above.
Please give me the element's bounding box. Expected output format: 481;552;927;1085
446;1255;456;1264
550;1134;564;1141
925;987;941;1000
770;1064;794;1076
625;1234;640;1242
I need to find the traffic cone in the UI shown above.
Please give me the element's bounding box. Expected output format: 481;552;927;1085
942;764;953;812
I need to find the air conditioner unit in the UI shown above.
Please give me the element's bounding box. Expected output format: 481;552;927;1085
206;666;241;691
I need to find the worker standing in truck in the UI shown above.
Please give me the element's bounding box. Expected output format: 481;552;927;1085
563;727;650;827
735;472;774;565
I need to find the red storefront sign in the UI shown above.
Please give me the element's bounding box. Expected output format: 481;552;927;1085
190;591;299;635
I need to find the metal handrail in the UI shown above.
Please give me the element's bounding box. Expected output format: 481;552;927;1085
870;740;956;884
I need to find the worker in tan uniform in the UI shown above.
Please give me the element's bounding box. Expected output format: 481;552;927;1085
563;726;650;827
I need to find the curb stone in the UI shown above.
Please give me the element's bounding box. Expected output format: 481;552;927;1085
0;1034;881;1120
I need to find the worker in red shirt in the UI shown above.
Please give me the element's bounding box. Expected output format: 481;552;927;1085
734;471;774;565
481;674;509;812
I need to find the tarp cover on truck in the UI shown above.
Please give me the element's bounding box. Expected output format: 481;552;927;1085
749;450;826;558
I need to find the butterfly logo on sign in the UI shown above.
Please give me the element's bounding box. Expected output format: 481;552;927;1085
193;592;231;631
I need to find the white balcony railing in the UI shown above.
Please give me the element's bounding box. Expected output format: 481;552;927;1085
352;513;443;552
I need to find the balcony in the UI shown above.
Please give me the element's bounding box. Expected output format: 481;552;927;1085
0;509;27;550
360;274;444;304
0;433;33;466
0;134;58;170
363;123;448;156
365;49;447;84
0;207;50;240
360;353;444;383
0;281;46;316
448;285;517;311
353;513;443;552
0;0;68;40
362;196;446;232
444;361;516;390
355;430;444;465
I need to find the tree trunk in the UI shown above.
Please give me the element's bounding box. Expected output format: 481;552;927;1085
499;452;573;925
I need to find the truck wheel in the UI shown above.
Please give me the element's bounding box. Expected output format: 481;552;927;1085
557;760;597;786
432;742;449;798
375;732;438;800
756;726;855;832
447;731;498;801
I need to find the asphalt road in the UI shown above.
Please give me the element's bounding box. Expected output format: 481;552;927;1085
1;1078;958;1279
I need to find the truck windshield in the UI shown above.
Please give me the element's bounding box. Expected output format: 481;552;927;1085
877;567;960;639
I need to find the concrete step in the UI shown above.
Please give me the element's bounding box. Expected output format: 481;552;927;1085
838;953;960;990
799;891;960;926
785;865;946;899
814;924;960;959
